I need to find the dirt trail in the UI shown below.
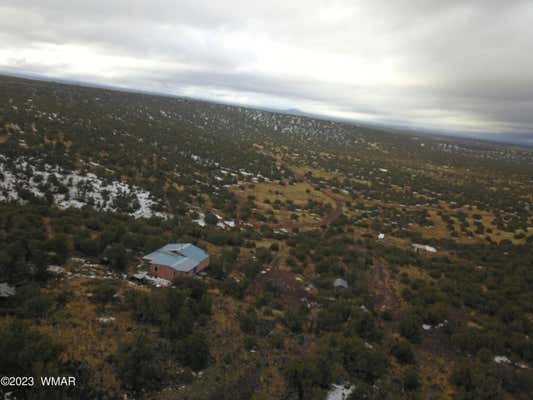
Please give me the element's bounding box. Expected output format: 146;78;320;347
272;194;343;231
236;191;343;232
42;217;54;239
368;260;400;313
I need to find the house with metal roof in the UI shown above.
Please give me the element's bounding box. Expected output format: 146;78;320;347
142;243;209;280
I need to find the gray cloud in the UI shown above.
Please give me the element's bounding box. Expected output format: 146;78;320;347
1;0;532;142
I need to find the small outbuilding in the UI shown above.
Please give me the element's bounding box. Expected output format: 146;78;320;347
333;278;349;289
412;243;437;253
143;243;209;280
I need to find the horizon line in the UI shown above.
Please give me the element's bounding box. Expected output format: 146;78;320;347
1;69;532;149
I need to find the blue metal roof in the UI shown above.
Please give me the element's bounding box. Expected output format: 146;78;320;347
143;243;208;272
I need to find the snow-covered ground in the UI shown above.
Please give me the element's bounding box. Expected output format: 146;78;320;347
189;209;237;229
0;155;167;218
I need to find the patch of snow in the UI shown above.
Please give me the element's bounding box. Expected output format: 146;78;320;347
422;324;432;330
47;265;65;274
192;212;206;227
0;283;16;298
494;356;511;364
97;316;116;323
326;384;354;400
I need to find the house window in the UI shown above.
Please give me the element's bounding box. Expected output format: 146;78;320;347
154;266;158;272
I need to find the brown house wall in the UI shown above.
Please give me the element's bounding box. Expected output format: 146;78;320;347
149;264;177;280
149;257;209;280
196;258;209;272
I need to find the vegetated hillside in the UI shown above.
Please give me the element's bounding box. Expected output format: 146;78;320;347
0;75;532;400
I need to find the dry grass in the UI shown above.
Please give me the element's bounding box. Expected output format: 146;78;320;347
36;276;142;396
43;132;72;148
290;165;337;180
242;182;334;207
418;355;455;399
398;265;435;283
410;209;451;240
466;320;483;330
232;181;338;227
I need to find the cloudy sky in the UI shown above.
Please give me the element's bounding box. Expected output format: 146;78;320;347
1;1;532;143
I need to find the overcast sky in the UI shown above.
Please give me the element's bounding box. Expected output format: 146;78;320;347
1;1;532;142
